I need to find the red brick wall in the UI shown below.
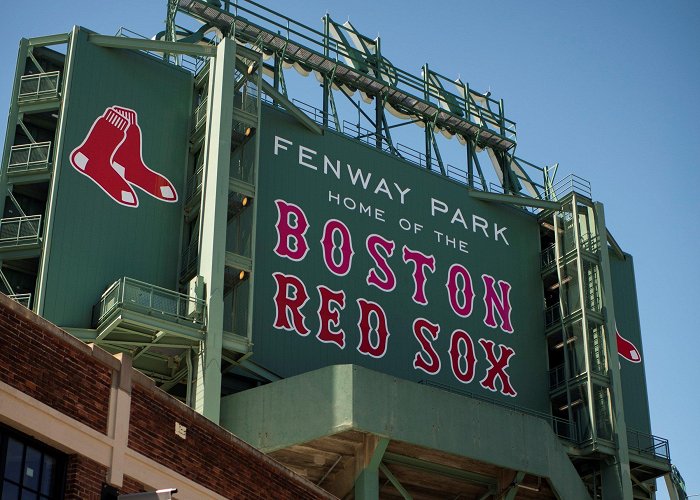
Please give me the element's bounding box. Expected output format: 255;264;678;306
128;384;331;499
0;298;111;434
64;455;144;500
0;294;334;499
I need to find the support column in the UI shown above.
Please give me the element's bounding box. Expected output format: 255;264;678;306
595;201;633;500
354;436;389;500
194;37;236;423
107;353;132;488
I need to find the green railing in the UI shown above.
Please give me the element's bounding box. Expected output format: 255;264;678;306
92;277;206;328
541;244;556;269
7;142;52;174
544;304;562;329
185;164;204;202
115;27;207;74
580;233;600;254
0;215;42;247
627;428;670;461
18;71;60;102
8;293;31;309
179;0;516;147
545;174;592;201
193;96;208;130
549;364;566;391
420;380;671;459
180;239;199;281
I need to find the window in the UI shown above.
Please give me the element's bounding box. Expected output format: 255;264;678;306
0;426;65;500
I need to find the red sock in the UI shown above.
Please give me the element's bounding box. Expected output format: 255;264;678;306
616;329;641;363
70;109;138;207
111;106;178;202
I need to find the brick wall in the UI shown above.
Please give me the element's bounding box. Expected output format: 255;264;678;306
0;294;334;499
0;300;112;434
64;455;144;500
129;384;329;499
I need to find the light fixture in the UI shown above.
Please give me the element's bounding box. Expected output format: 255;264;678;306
554;336;577;349
559;399;583;411
239;270;246;280
242;196;249;207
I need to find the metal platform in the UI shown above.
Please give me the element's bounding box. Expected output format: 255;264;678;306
177;0;517;152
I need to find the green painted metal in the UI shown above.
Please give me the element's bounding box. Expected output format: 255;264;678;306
355;437;388;500
36;28;192;326
503;471;526;500
0;38;29;225
595;202;633;499
467;188;561;210
378;463;412;500
382;453;494;488
87;33;216;57
27;33;71;48
256;77;322;136
609;253;653;438
250;104;550;410
220;364;591;499
194;37;237;422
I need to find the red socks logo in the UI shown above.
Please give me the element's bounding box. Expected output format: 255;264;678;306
70;106;177;208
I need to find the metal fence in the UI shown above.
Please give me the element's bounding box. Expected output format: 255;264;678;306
0;215;42;247
627;428;670;461
8;142;52;174
193;97;208;130
8;293;31;309
18;72;60;101
93;277;206;327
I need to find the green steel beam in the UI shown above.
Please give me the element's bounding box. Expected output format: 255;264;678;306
222;330;252;354
228;178;255;197
355;437;389;500
251;69;322;135
16;100;60;114
235;359;281;382
382;452;495;487
225;252;252;272
220;365;592;500
0;38;29;222
378;463;412;500
33;27;82;316
27;33;71;48
87;34;216;57
233;57;322;135
606;228;625;260
467;188;561;210
503;471;526;500
194;37;237;423
595;201;633;499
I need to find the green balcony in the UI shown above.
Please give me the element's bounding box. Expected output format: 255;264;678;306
7;142;52;179
93;277;206;331
8;293;31;309
0;215;42;255
18;71;61;103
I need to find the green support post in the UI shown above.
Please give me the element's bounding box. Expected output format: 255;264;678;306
595;201;633;500
354;437;389;500
0;38;29;226
194;37;236;423
35;28;78;316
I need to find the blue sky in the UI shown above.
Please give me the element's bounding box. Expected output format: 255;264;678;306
2;0;698;496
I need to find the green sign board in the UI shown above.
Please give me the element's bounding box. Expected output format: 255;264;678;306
610;251;652;436
251;107;549;411
41;31;192;327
